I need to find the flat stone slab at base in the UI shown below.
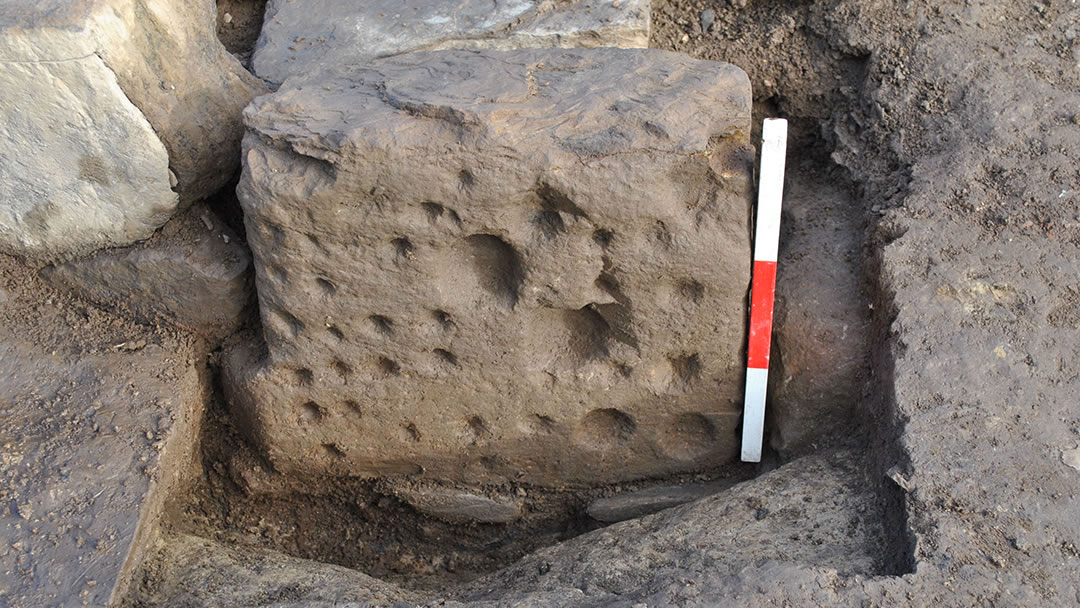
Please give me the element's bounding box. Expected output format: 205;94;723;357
0;332;204;607
253;0;650;87
586;479;735;523
41;203;253;341
226;48;753;487
388;483;523;524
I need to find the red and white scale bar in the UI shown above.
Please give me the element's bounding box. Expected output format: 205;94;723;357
741;118;788;463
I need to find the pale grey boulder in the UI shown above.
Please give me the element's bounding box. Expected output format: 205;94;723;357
0;52;176;260
252;0;650;87
0;0;266;260
225;48;754;487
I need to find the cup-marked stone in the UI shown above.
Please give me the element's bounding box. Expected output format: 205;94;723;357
225;48;753;486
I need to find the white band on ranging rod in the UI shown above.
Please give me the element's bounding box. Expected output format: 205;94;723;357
741;118;788;463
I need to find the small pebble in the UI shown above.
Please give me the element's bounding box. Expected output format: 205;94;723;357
223;12;232;24
700;9;715;33
1063;446;1080;471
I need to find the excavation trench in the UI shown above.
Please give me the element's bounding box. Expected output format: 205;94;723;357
134;141;911;601
130;2;917;602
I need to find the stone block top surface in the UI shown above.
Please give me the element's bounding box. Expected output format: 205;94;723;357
252;0;649;86
228;48;754;486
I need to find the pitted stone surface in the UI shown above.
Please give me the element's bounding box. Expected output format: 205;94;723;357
225;48;753;486
0;0;266;260
252;0;649;87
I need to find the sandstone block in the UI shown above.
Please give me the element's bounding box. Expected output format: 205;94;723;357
41;203;253;340
252;0;650;87
225;49;753;486
0;0;266;260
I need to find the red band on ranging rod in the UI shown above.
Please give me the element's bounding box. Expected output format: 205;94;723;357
741;118;788;463
747;259;777;370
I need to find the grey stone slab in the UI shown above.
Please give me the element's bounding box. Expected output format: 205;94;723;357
586;479;734;523
389;484;523;524
252;0;649;87
225;48;753;487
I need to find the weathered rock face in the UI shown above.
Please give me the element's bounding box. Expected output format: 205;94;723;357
226;48;753;486
41;203;253;341
252;0;649;87
0;0;266;260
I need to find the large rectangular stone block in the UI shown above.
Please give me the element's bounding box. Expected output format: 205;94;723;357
225;48;753;486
